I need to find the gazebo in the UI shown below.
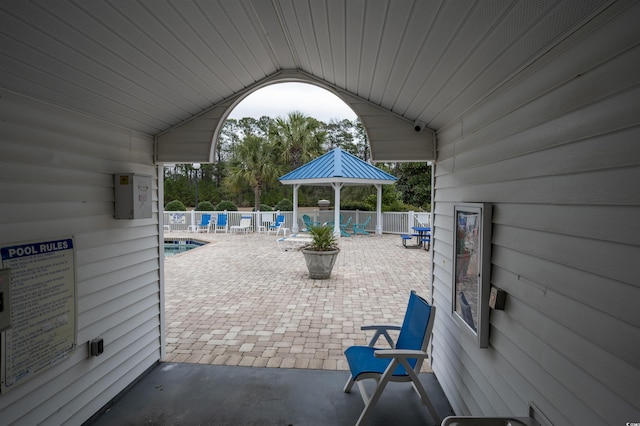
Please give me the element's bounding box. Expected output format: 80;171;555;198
278;148;397;236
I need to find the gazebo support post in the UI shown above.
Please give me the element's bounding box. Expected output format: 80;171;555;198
376;184;383;235
332;182;343;237
292;184;300;233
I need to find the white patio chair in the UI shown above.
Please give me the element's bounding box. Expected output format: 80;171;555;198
230;215;252;234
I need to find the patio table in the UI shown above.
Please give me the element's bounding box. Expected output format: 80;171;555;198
412;226;431;248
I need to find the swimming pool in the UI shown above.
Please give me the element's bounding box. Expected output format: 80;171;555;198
164;239;206;257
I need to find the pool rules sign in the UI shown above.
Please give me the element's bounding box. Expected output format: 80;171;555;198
0;237;77;392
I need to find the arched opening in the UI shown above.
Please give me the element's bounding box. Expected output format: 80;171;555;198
160;82;433;371
155;70;436;164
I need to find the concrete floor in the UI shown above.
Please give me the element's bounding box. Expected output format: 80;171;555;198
88;362;454;425
88;230;454;424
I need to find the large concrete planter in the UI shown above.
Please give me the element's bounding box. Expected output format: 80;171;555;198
302;249;339;279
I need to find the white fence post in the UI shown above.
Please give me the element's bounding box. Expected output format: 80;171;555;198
408;211;415;234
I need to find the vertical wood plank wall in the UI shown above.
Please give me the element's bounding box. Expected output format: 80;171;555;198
430;3;640;425
0;90;161;424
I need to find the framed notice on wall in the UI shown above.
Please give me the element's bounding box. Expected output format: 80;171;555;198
0;237;77;392
452;204;492;348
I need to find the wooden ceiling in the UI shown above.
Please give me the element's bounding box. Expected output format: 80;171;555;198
0;0;611;160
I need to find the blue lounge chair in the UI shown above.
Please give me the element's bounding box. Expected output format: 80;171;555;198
189;213;212;233
352;216;371;236
195;213;212;233
268;214;287;235
343;291;439;425
213;213;228;233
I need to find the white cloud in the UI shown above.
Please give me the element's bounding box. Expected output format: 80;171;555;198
227;82;358;122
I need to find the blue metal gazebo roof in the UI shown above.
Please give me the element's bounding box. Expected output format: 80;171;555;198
279;147;397;185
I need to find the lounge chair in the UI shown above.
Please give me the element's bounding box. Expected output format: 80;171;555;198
189;213;212;233
276;234;312;251
195;213;212;233
230;215;252;234
213;213;228;233
343;291;439;425
268;214;288;236
352;216;371;236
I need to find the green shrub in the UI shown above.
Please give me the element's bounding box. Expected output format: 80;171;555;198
339;201;372;211
196;201;215;211
274;198;293;211
216;200;238;211
165;199;186;211
257;204;273;211
403;203;429;213
365;192;405;212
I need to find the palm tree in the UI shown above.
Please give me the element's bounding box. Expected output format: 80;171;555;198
270;111;325;170
225;134;281;211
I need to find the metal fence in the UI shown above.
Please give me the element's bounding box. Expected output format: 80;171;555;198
163;210;431;235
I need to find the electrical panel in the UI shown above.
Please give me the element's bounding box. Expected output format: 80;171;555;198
114;174;152;219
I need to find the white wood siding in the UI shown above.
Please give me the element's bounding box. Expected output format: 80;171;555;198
0;90;161;425
430;3;640;425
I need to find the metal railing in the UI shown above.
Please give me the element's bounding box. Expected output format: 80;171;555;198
163;210;431;235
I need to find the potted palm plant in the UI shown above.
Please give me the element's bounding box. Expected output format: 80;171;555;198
302;225;339;279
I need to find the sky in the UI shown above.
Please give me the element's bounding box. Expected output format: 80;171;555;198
227;82;358;122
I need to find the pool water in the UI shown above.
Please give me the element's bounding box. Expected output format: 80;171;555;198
164;240;206;257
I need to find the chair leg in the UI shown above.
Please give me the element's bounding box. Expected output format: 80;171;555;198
343;375;356;393
354;361;396;426
398;358;440;423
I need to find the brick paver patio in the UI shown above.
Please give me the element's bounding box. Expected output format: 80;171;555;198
163;231;432;371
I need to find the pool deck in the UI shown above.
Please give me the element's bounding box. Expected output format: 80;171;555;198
163;230;433;372
88;231;449;425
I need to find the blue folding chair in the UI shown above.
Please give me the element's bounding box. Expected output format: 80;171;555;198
343;291;439;425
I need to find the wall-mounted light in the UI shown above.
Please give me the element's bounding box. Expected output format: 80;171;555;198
90;338;104;357
489;286;507;310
